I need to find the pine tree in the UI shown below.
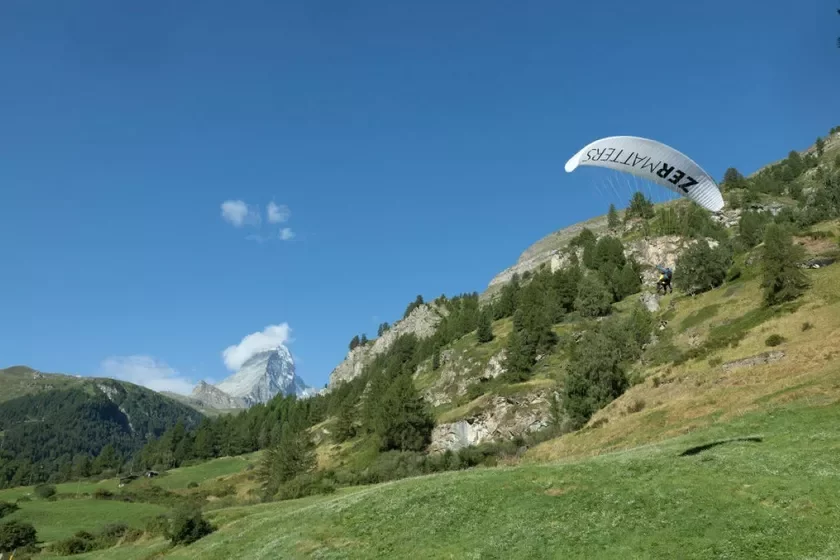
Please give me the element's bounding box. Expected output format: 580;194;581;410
493;276;520;319
563;329;629;428
722;167;746;189
72;454;91;478
503;329;530;381
738;211;769;249
258;424;316;497
360;333;368;345
93;444;119;474
761;224;809;306
373;375;434;452
349;335;361;351
574;273;613;317
333;401;356;443
615;261;642;301
627;192;654;220
607;204;619;229
816;136;826;157
476;308;494;343
431;348;441;371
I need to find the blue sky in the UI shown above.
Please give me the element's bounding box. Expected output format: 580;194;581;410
1;0;838;392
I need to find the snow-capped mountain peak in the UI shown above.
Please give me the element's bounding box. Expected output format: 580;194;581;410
215;344;314;406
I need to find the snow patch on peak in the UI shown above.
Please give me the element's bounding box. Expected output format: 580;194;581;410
215;344;313;406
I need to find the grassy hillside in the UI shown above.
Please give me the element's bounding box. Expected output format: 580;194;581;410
0;367;83;404
52;396;840;559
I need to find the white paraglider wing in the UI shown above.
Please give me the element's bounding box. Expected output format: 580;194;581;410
564;136;724;212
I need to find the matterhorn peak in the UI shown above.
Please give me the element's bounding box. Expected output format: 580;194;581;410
214;344;314;406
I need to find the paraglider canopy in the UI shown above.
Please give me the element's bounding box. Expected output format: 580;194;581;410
565;136;724;212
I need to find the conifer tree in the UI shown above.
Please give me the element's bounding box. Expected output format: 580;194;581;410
607;204;619;229
761;224;809;305
373;375;434;452
574;273;613;317
476;307;494;343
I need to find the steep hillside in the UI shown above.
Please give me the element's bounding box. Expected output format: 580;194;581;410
0;366;84;403
0;377;204;489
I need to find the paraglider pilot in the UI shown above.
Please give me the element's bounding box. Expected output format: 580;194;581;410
656;265;673;294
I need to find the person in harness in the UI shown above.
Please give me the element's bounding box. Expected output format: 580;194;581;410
656;264;673;294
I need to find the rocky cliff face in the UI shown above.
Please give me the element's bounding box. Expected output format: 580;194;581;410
327;303;445;389
189;381;248;409
428;389;555;453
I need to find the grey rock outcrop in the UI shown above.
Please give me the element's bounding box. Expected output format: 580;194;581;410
190;381;248;409
428;389;554;453
639;292;660;313
721;351;785;372
328;303;445;389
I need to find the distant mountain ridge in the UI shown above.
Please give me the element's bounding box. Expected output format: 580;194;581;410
0;369;204;488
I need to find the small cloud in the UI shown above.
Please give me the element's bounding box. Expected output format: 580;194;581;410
221;200;261;228
222;323;292;371
267;202;291;224
279;228;295;241
100;355;195;395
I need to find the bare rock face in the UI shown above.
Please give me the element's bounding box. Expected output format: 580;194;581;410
417;349;508;408
428;389;554;453
328;304;445;389
639;292;661;313
721;351;785;372
190;381;248;409
480;350;507;382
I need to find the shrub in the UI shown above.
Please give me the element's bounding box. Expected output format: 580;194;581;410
187;481;199;489
50;535;95;556
93;488;114;500
34;484;56;500
802;322;814;332
627;399;646;414
675;240;733;295
765;334;786;347
277;473;337;501
98;523;129;541
0;520;38;553
0;502;19;520
168;507;215;546
708;357;723;368
144;514;170;538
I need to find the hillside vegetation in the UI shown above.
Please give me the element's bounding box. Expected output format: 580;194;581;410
0;378;204;489
2;127;840;558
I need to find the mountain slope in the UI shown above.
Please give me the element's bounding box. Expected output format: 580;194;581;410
0;365;84;403
0;377;204;488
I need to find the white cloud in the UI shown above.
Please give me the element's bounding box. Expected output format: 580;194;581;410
100;355;195;395
222;323;292;371
279;227;295;241
221;200;261;227
267;202;290;224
